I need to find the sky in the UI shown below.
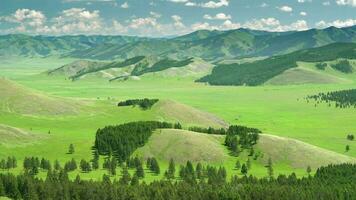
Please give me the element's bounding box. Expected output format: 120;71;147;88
0;0;355;37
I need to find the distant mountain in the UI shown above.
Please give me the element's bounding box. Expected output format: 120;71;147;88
197;42;356;86
48;56;209;80
1;26;355;60
0;34;151;57
68;26;356;61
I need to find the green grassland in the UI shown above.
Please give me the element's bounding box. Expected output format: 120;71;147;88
1;56;356;181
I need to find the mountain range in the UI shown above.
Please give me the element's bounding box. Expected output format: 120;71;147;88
1;26;355;61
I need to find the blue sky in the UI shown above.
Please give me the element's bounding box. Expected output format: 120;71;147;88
0;0;355;36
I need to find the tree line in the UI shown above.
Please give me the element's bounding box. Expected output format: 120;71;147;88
306;89;356;108
1;163;356;200
117;98;159;110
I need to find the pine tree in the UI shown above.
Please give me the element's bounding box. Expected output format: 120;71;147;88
166;159;175;179
135;161;145;178
54;160;61;171
241;164;248;175
130;174;139;186
119;167;131;185
306;166;312;176
68;144;75;154
235;160;241;170
92;150;99;170
267;158;273;179
346;145;350;152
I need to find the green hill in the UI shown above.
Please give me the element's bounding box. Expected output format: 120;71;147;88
153;100;228;128
257;134;356;168
48;57;210;80
0;78;82;115
198;43;356;86
134;129;227;163
0;124;46;147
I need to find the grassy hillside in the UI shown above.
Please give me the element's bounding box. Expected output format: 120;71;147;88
153;100;228;128
198;43;356;86
257;134;356;168
0;124;47;147
49;57;210;80
0;78;82;115
135;129;227;164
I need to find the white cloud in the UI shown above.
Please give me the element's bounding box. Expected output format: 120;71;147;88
6;9;46;27
316;19;356;28
180;0;229;8
243;18;308;32
278;6;293;12
150;11;161;18
202;0;229;8
172;15;185;28
121;2;129;8
322;1;331;5
191;22;214;30
336;0;356;6
204;13;231;20
298;0;312;3
185;2;197;6
221;20;241;29
300;11;307;16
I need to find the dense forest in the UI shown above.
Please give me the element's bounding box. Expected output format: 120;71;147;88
117;99;159;110
330;60;354;74
307;89;356;108
0;164;356;200
94;121;175;162
198;43;356;86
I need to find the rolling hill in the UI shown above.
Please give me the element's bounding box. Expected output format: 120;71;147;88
153;100;228;128
48;56;212;80
198;43;356;86
0;78;82;115
135;129;227;163
135;129;356;168
257;134;356;168
0;124;46;147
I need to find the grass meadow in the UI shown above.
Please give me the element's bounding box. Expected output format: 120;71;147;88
0;57;355;181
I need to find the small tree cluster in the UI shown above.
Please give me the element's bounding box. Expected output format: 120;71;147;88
347;134;355;141
146;157;160;175
80;159;92;172
64;159;77;172
0;156;17;170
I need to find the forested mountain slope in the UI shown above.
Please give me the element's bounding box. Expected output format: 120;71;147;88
198;43;356;86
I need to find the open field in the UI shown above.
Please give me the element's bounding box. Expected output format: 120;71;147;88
1;57;356;180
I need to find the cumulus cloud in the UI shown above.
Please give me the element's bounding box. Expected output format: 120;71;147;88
121;2;129;8
278;6;293;12
322;1;331;5
316;19;356;28
172;15;185;28
203;13;231;20
243;18;308;32
336;0;356;6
